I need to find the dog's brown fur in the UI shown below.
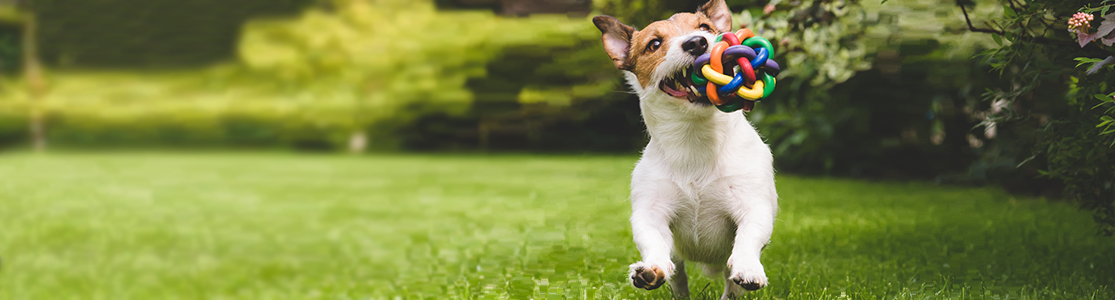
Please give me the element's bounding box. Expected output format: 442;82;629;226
593;0;731;88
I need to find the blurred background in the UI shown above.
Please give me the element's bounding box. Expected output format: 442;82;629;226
0;0;1111;231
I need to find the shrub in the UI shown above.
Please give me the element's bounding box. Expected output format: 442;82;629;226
0;0;622;151
969;0;1115;234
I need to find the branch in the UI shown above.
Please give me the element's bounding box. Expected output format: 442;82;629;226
956;1;1115;56
960;2;1001;34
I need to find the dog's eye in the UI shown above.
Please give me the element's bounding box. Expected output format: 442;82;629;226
699;24;712;32
646;39;661;52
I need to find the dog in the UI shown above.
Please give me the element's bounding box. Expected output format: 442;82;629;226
592;0;778;299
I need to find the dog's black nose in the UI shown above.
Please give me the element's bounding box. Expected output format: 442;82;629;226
682;36;708;57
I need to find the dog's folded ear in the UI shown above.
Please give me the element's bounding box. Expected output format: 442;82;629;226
592;15;635;71
698;0;732;33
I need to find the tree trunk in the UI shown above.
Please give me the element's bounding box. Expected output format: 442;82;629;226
22;12;46;151
478;118;490;151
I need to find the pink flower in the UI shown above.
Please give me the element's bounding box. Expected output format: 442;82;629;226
1069;12;1094;31
763;4;775;15
1072;12;1115;48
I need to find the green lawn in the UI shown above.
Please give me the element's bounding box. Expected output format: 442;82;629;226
0;153;1111;299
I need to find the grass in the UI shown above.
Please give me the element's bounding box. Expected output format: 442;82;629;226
0;152;1111;300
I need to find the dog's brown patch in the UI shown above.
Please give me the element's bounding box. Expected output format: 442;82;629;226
627;13;716;88
593;12;720;87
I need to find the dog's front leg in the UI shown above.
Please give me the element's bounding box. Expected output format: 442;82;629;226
627;202;677;292
725;185;776;291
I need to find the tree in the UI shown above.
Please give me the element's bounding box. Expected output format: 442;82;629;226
13;0;45;151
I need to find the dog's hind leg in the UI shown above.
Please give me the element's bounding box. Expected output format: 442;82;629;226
668;259;690;299
701;264;743;300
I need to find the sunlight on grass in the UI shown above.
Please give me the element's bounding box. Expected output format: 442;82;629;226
0;153;1111;299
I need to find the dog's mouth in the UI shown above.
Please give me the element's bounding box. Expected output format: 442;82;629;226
659;68;712;106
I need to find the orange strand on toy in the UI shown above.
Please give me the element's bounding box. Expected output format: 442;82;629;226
735;28;755;40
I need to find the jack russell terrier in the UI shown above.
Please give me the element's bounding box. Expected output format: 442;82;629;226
592;0;778;299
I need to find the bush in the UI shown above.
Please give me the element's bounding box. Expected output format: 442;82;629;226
0;69;360;149
31;0;312;68
237;0;625;151
710;0;1004;177
0;0;626;151
969;0;1115;234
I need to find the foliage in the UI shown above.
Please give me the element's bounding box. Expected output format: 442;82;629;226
743;0;880;173
0;0;625;151
0;69;362;149
239;0;610;137
2;153;1113;299
0;103;26;147
971;0;1115;234
720;0;1005;176
594;0;705;27
29;0;312;68
0;25;19;73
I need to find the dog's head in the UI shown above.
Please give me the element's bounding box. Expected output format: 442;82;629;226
592;0;733;110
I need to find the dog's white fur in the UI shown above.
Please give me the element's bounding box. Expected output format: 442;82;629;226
624;30;778;300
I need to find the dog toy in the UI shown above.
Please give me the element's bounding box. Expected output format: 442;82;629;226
691;29;780;113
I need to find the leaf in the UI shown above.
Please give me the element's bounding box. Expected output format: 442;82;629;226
738;10;753;27
1087;56;1115;75
1075;57;1104;68
1095;13;1115;41
1015;154;1038;168
1077;30;1096;48
1003;5;1016;18
992;33;1002;46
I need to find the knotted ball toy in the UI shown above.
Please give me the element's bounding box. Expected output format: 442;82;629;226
691;29;780;113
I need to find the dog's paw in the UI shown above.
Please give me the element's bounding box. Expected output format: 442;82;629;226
727;258;768;291
730;273;767;291
628;261;669;290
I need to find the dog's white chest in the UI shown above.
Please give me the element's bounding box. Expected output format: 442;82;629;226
668;181;737;264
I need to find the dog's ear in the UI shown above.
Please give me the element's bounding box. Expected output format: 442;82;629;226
592;15;635;71
697;0;732;33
